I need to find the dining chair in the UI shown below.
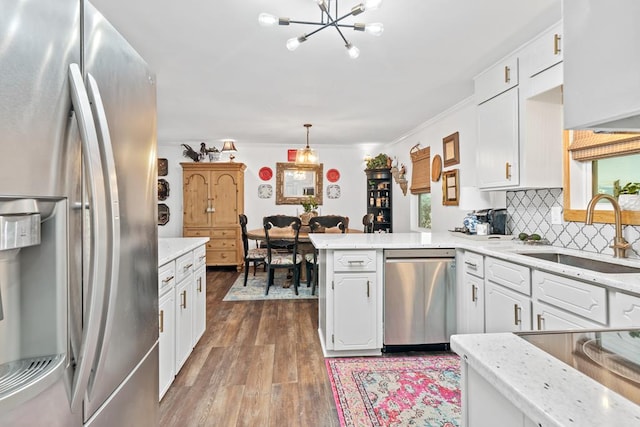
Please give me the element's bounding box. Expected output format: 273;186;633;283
263;215;303;295
239;214;267;286
306;215;348;295
363;213;375;233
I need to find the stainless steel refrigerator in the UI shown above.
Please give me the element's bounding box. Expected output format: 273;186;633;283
0;1;159;426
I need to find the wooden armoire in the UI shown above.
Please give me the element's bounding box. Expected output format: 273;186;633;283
181;162;246;270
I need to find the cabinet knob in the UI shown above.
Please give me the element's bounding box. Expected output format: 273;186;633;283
514;304;522;325
162;275;174;284
159;310;164;333
537;314;544;330
181;290;187;309
505;162;512;180
471;284;477;302
504;65;511;83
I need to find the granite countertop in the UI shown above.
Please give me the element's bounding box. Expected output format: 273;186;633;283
158;237;209;266
451;333;640;427
309;232;640;295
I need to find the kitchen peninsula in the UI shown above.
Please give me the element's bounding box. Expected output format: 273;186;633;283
309;232;640;426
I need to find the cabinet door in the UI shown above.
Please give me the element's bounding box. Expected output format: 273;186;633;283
210;170;240;227
459;273;485;334
192;266;206;346
333;272;377;350
533;301;602;332
610;291;640;327
475;57;519;103
174;275;193;373
477;87;519;189
485;282;531;333
564;1;640;129
159;289;175;400
183;170;212;228
526;22;563;77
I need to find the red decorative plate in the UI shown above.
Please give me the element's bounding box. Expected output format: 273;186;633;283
326;168;340;183
259;166;273;181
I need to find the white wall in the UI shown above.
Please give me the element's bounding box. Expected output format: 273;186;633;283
157;142;377;237
386;97;506;233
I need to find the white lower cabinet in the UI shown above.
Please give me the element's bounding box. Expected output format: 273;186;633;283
485;281;531;333
192;265;206;346
610;291;640;327
175;272;194;373
459;272;485;334
333;272;377;350
463;361;535;427
158;288;175;400
532;300;602;331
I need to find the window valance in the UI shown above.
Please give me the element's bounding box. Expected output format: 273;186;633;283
568;130;640;161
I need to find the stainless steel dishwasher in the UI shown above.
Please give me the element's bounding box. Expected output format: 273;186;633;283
384;249;456;349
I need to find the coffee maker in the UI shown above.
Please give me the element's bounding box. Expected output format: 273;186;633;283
487;208;508;235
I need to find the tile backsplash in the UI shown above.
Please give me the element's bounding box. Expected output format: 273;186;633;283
506;188;640;259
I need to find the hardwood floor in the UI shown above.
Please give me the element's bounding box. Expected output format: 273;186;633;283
159;268;340;426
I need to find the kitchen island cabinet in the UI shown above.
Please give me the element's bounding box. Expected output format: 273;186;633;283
157;237;209;401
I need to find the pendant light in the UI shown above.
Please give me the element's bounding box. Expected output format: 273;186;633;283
295;124;319;165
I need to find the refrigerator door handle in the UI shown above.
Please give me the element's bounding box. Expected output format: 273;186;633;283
68;63;110;412
83;73;121;396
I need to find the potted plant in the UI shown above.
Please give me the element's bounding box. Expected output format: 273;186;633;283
365;153;391;170
614;180;640;210
300;196;319;225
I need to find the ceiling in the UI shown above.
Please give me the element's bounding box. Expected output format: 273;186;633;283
90;0;561;149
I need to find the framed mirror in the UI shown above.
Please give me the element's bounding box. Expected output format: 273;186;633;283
276;162;324;205
563;131;640;225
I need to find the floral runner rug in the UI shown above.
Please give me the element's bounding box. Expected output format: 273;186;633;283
326;354;461;427
223;270;317;301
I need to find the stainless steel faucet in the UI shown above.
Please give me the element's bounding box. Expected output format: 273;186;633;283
585;194;631;258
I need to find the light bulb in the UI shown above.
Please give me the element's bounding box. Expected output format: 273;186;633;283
258;13;278;26
286;36;306;51
364;0;382;10
346;43;360;59
365;23;384;36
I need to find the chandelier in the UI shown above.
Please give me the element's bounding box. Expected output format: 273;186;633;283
295;124;319;165
259;0;384;59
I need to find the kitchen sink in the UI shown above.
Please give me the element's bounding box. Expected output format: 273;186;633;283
519;252;640;274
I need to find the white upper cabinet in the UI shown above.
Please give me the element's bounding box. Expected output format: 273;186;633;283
525;22;563;78
563;1;640;130
475;56;519;104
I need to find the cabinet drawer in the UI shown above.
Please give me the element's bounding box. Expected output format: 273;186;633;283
485;257;530;296
532;270;607;324
463;252;484;278
175;251;194;283
158;261;176;295
533;301;604;331
475;56;519;104
207;239;236;250
207;249;237;265
184;228;212;238
193;244;207;269
333;250;376;272
211;228;237;239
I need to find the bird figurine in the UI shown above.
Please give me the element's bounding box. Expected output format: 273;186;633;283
181;143;200;162
199;142;208;161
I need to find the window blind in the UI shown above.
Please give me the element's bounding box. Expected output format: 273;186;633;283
409;145;430;194
569;130;640;161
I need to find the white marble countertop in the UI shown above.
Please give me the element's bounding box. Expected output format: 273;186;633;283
451;333;640;427
158;237;209;266
309;232;640;295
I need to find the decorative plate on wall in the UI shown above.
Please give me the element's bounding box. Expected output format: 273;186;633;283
258;184;273;199
258;166;273;181
158;158;168;176
327;184;341;199
158;204;170;226
431;154;443;182
158;179;170;201
326;168;340;183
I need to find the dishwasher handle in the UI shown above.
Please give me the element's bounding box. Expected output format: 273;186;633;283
385;257;455;264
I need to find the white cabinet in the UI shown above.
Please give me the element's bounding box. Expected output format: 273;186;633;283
485;281;531;333
533;300;602;331
485;257;530;295
333;272;377;351
458;251;485;334
475;55;520;190
174;271;193;373
192;245;207;347
158;287;175;400
318;249;383;357
463;361;536;427
563;1;640;130
610;291;640;327
525;22;563;78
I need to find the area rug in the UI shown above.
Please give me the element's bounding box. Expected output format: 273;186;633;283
326;355;461;427
223;270;317;301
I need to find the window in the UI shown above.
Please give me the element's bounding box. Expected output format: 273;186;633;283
418;193;431;229
592;153;640;197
